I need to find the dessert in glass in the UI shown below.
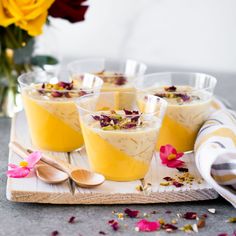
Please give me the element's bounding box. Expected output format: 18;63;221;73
67;58;147;109
18;71;103;152
136;72;217;152
77;92;167;181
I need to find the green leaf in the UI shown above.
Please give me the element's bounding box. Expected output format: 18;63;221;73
31;55;59;69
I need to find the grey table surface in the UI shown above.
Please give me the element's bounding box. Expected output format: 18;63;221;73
1;70;236;236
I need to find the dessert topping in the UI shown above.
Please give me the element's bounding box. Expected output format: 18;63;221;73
92;110;142;130
95;71;127;85
154;86;201;103
38;81;88;98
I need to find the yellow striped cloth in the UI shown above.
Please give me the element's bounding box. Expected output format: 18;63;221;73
195;98;236;207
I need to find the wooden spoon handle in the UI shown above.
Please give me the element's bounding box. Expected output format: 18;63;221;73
10;141;74;175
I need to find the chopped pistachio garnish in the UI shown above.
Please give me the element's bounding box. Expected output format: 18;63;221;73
92;110;143;130
226;217;236;223
153;85;200;104
160;182;170;186
37;81;88;98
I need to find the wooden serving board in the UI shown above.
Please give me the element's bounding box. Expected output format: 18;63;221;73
6;111;218;204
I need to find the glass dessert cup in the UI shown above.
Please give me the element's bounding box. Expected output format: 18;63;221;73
67;58;147;109
135;72;217;153
18;71;103;152
77;92;167;181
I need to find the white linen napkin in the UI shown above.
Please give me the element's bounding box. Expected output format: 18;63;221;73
194;98;236;207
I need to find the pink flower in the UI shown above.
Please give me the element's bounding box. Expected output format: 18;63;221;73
7;151;41;178
160;144;184;168
136;219;160;232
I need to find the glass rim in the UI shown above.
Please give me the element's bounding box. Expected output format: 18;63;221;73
67;57;147;77
17;71;104;93
135;71;217;92
76;91;167;116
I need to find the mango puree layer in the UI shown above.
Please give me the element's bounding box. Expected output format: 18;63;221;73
138;96;211;152
23;93;83;152
157;115;197;152
81;123;149;181
101;85;135;110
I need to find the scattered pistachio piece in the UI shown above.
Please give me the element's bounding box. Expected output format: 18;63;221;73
159;218;165;225
160;182;170;186
226;217;236;223
171;219;178;224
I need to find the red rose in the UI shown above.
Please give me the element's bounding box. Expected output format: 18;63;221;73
49;0;88;23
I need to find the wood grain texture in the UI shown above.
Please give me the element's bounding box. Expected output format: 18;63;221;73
6;111;218;204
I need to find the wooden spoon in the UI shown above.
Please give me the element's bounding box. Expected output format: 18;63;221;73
35;164;69;184
10;141;105;188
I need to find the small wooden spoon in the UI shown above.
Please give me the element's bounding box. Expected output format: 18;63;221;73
10;142;105;188
35;164;69;184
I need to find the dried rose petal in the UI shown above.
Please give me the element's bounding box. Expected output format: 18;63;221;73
218;234;228;236
58;81;73;90
124;208;139;218
78;90;87;97
51;91;63;97
108;220;119;231
123;109;139;115
64;92;71;98
197;218;205;228
123;109;132;115
101;115;112;122
176;167;189;172
68;216;76;223
122;123;137;129
115;76;127;85
99;231;107;235
165;86;177;92
136;219;160;232
162;223;178;232
165;210;172;214
131;115;140;122
154;93;165;98
163;176;173;181
150;210;158;214
183;212;197;220
177;93;190;101
51;231;59;236
173;181;184;188
92;115;101;121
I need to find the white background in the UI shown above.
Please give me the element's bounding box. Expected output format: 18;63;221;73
37;0;236;73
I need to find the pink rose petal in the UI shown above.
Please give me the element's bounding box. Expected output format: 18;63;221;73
136;219;160;232
8;163;18;169
7;167;30;178
26;151;42;168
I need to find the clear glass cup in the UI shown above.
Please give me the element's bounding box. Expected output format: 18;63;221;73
135;72;217;152
18;71;103;152
77;91;167;181
67;58;147;109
